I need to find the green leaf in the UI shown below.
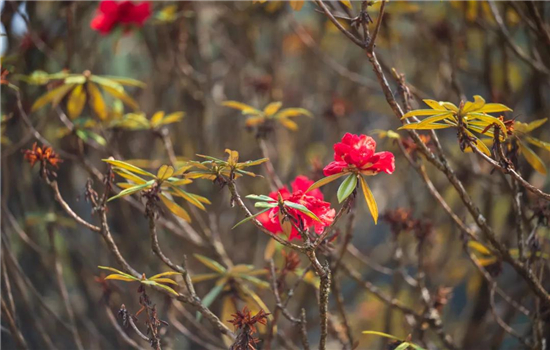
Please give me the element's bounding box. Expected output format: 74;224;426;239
306;172;346;192
239;275;270;289
232;208;270;229
284;201;321;222
196;282;225;321
255;202;278;209
359;176;378;224
246;194;276;202
337;174;357;203
108;180;155;201
395;342;411;350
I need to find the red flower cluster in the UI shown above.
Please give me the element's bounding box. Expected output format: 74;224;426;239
324;133;395;176
23;143;63;168
257;176;335;240
91;1;151;35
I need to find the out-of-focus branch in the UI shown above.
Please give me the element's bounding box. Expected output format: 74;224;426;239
1;298;28;350
488;1;550;75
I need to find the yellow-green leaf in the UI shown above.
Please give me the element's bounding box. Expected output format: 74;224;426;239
149;271;182;280
279;118;298;131
194;254;226;273
159;112;185;126
149;277;178;285
101;84;139;111
307;172;346;192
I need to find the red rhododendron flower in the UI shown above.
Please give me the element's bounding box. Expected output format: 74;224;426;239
323;133;395;176
257;175;335;240
91;1;151;35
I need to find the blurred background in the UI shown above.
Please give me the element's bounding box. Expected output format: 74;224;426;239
1;1;550;349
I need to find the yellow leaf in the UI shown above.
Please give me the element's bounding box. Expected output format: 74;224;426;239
103;159;156;177
418;112;454;125
87;82;108;120
105;274;138;282
462;95;486;113
340;0;352;9
114;168;147;184
160;194;191;222
221;296;238;347
289;0;304;11
225;149;239;165
422;99;446;111
168;185;207;210
519;140;547;175
158;112;184;126
245;116;266;127
399;123;452;130
149;271;181;280
401;109;440;119
222;101;262;115
101;84;139;111
278;118;298;131
157;165;175;180
263;101;283;116
150;277;178;285
477;103;512;114
66;85;86;119
526;118;547;132
275;108;313;118
31;83;75;112
359;176;378;224
468;241;492;255
150;111;165;127
526;136;550;152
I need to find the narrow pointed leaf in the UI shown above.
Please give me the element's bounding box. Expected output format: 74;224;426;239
307;172;346;192
103;159;156;177
284;201;321;222
359;176;378;224
66;84;86;119
160;194;192;222
108;180;154;201
194;254;226;273
232;208;270;229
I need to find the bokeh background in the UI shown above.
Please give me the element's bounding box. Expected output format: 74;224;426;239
1;1;550;349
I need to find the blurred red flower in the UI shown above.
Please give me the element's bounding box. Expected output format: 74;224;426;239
257;175;335;240
91;1;151;35
323;133;395;176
